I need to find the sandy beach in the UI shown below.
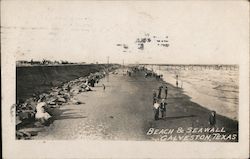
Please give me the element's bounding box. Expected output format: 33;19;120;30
24;68;238;142
149;65;239;120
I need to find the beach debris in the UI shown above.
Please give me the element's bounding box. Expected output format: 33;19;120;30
16;130;31;140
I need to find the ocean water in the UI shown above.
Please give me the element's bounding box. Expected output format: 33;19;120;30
147;65;239;120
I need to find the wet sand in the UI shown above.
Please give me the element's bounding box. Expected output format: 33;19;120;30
30;69;238;141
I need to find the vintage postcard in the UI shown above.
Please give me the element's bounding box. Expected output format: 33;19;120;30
1;0;249;158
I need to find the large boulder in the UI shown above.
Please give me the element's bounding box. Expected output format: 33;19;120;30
18;110;35;121
57;97;66;103
16;130;31;140
16;116;22;125
71;98;83;105
46;96;58;105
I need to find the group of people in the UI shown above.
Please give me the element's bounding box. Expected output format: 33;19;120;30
153;84;168;120
144;71;162;79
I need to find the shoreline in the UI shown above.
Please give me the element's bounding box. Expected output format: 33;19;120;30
17;67;238;142
147;65;239;121
144;74;238;142
162;77;238;122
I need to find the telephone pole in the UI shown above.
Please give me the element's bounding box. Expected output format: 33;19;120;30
107;56;110;82
123;59;124;73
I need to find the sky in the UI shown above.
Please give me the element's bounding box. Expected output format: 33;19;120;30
1;1;249;64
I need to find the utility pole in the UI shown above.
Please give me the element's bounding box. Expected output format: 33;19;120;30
107;56;109;65
107;56;110;82
123;59;125;73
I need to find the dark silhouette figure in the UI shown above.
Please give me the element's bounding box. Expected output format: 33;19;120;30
209;111;216;126
153;90;157;104
160;100;167;119
158;86;163;98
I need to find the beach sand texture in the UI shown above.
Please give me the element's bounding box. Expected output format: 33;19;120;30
25;68;238;141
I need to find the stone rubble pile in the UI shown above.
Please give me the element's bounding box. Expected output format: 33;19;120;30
16;70;108;139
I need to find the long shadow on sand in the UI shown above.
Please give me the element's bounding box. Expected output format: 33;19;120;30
163;115;197;121
47;107;88;121
17;107;89;139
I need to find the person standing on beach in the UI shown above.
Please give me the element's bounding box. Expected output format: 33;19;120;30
162;84;168;99
153;99;160;120
157;84;168;99
153;90;157;104
158;85;163;98
209;111;216;126
176;74;179;88
102;84;106;91
160;99;167;119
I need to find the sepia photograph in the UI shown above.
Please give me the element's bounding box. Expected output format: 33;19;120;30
1;0;249;158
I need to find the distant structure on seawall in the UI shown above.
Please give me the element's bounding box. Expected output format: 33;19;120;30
16;59;86;67
139;64;239;71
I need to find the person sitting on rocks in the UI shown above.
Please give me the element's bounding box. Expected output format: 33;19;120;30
85;84;92;91
35;102;52;124
88;78;95;87
81;80;91;91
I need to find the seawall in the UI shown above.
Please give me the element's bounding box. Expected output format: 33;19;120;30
16;64;117;103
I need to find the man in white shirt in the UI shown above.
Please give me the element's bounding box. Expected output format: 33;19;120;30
153;100;160;120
